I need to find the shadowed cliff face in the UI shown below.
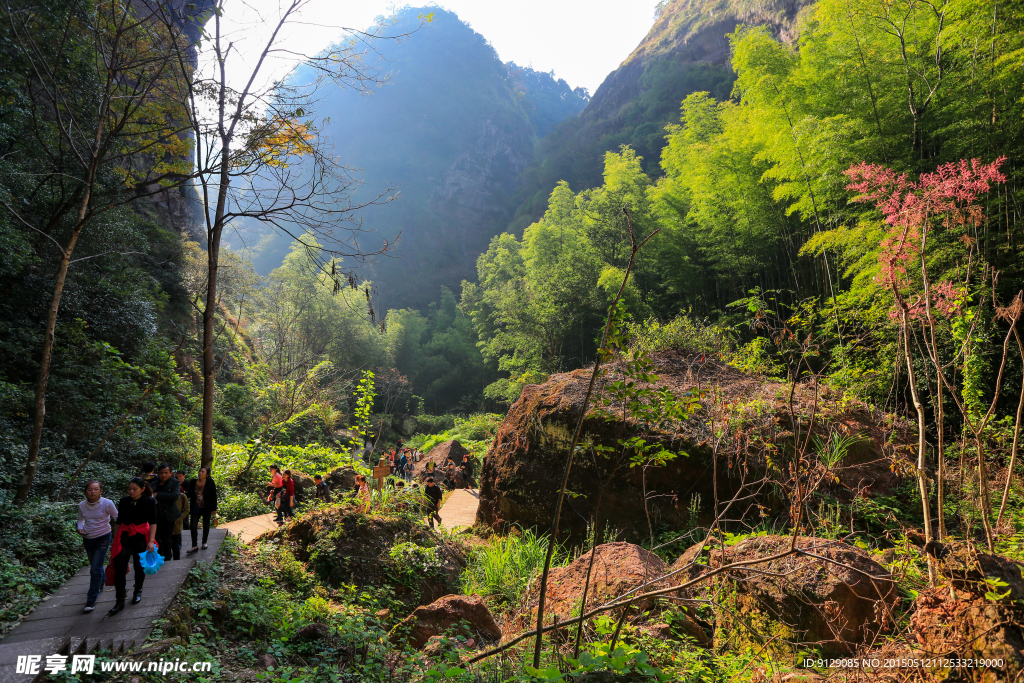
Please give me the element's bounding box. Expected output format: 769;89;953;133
127;0;212;241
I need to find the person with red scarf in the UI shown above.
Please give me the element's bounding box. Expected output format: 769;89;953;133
277;470;296;523
107;477;157;616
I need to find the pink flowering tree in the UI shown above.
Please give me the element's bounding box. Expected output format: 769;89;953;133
845;157;1012;555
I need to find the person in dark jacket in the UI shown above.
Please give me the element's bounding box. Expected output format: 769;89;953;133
108;477;157;615
171;471;190;560
423;477;442;529
151;463;180;562
313;475;331;504
186;466;218;553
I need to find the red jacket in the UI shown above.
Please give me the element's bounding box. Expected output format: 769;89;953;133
284;478;295;497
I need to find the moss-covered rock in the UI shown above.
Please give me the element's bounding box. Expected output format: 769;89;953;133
477;350;906;545
278;507;466;610
673;535;896;658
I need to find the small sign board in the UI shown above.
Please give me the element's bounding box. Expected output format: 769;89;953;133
372;465;391;490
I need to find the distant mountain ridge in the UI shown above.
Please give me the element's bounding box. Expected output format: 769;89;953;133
238;8;587;310
238;0;812;311
507;0;811;232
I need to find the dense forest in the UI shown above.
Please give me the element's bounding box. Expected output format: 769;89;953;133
2;0;1024;678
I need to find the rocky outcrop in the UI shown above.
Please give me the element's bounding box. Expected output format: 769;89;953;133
674;535;896;656
477;351;903;544
426;440;470;466
391;594;501;649
510;0;814;219
910;543;1024;682
431;117;533;227
326;467;359;492
280;507;466;609
524;543;675;623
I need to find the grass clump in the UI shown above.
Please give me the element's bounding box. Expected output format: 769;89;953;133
461;526;569;607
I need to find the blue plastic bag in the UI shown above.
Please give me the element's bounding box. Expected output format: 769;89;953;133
138;547;164;575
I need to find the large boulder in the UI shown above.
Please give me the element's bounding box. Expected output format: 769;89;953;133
426;440;470;466
520;541;708;642
326;467;359;492
289;471;316;499
475;352;903;544
673;535;896;656
391;594;501;649
392;413;419;438
910;542;1024;682
524;543;672;622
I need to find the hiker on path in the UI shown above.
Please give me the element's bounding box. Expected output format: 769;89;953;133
151;463;180;562
423;477;443;529
442;465;457;491
397;451;409;482
269;465;284;522
314;474;331;504
424;459;436;479
107;477;157;616
278;470;296;523
462;456;475;490
77;481;117;612
186;467;217;554
355;474;370;513
171;472;190;560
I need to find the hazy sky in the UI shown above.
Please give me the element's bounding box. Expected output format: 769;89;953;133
211;0;662;96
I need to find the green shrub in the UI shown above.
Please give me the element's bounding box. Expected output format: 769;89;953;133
216;489;266;523
407;413;502;459
729;337;783;377
0;500;87;634
627;315;734;358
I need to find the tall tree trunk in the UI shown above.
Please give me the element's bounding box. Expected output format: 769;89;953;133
14;171;97;506
901;313;936;584
15;228;81;505
200;129;231;471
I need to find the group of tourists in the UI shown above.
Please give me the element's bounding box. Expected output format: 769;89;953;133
422;453;475;491
384;446;420;481
264;466;336;524
351;470;444;529
76;463;218;616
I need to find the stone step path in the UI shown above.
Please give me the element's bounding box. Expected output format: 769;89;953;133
438;489;480;530
0;529;226;683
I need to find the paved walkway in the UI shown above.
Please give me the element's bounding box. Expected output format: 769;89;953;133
438;489;480;530
0;529;226;683
0;495;482;681
216;512;279;542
